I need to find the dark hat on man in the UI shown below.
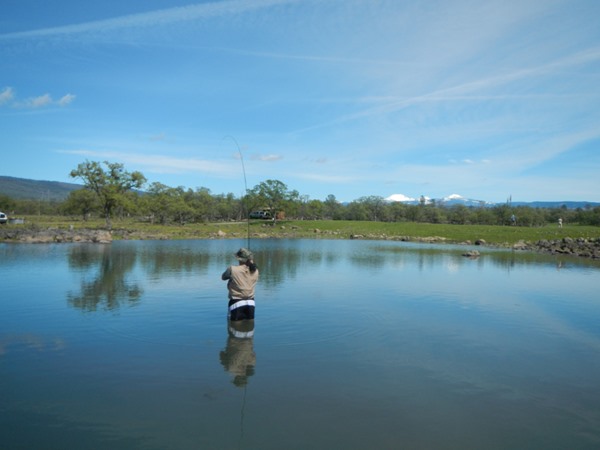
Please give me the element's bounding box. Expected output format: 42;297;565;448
235;248;253;262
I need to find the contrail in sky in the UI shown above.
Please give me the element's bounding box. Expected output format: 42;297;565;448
0;0;299;40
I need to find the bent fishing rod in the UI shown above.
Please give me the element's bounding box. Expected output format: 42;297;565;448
223;135;251;250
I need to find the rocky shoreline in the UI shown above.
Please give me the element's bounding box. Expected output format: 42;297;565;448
0;227;113;244
354;234;600;259
1;227;599;259
518;237;600;259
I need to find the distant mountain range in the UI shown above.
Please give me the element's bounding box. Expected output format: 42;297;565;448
385;193;600;209
0;176;82;201
0;176;598;209
386;193;492;207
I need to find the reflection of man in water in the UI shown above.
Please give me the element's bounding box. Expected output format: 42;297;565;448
219;320;256;387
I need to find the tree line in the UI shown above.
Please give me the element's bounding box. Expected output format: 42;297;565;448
1;160;599;227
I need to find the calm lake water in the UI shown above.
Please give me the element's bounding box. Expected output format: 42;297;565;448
1;238;600;449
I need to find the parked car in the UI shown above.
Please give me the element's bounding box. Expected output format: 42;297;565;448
249;210;272;219
0;212;7;225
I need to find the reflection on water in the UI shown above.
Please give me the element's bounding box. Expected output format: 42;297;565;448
1;239;600;449
67;245;142;311
0;333;66;356
220;320;256;387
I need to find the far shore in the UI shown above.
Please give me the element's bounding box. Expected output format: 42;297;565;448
1;216;599;259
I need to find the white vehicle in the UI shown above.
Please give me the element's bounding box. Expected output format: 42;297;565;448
0;212;7;225
249;210;272;219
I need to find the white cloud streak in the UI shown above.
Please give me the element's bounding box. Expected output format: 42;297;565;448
59;149;235;177
57;94;76;106
9;92;76;109
251;154;282;162
1;86;76;109
296;46;600;134
0;87;15;105
0;0;301;40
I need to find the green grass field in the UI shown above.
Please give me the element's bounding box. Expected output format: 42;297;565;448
8;215;599;246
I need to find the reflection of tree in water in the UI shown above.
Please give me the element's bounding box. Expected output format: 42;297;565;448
137;244;212;278
374;244;582;273
0;334;66;356
67;245;142;311
257;246;331;287
219;321;256;387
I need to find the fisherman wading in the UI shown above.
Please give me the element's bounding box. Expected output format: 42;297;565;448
222;248;259;321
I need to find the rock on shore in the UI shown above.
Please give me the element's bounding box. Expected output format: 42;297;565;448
537;237;600;258
512;237;600;259
0;228;112;244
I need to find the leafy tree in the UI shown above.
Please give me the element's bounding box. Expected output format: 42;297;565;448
493;203;514;226
306;199;324;220
70;161;146;229
249;179;294;222
145;182;173;224
344;201;369;221
387;201;408;222
422;204;446;223
61;189;99;220
324;194;341;219
405;205;424;222
144;183;194;225
474;207;497;225
0;193;17;213
356;196;386;221
448;204;470;224
191;187;215;222
212;192;241;221
577;206;600;226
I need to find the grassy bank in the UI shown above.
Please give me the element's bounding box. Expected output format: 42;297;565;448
6;215;599;246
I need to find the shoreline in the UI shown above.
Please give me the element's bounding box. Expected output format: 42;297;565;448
1;225;599;259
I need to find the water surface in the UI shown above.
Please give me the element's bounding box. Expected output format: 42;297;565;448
1;239;599;449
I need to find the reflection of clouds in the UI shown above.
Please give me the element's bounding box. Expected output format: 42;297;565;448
0;333;66;356
219;321;256;388
445;259;460;273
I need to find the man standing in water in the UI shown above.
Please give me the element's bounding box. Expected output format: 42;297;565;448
222;248;259;321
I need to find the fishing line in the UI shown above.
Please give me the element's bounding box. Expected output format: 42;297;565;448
238;383;248;449
223;136;254;448
223;135;250;250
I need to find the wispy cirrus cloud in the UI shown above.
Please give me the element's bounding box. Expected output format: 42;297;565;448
0;87;15;105
59;149;235;176
0;0;300;41
250;153;282;162
57;94;76;106
291;45;600;136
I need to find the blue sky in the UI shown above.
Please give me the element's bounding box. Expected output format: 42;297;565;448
1;0;599;203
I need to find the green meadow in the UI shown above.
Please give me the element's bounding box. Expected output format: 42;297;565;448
9;216;599;247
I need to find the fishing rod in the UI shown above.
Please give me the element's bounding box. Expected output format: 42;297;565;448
223;135;250;250
222;137;255;449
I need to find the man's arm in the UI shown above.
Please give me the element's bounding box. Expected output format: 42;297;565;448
221;266;232;280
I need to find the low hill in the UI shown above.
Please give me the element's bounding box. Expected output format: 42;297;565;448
0;176;82;201
511;201;600;209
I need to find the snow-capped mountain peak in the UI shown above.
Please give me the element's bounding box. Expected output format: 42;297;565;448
385;193;415;202
385;193;488;206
